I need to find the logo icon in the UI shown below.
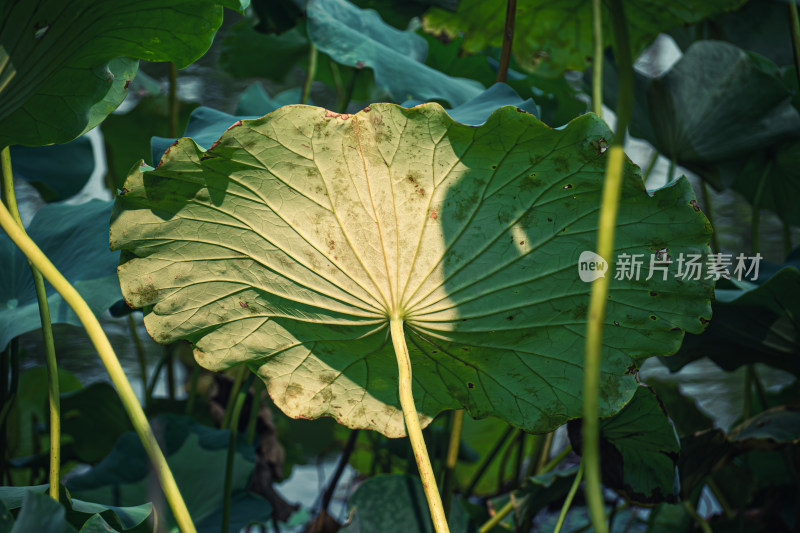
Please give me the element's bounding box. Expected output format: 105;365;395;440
578;251;607;282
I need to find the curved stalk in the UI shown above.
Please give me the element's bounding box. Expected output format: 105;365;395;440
496;0;517;83
442;409;464;518
553;462;584;533
789;1;800;90
592;0;603;116
222;372;255;533
582;1;633;531
168;63;178;138
700;182;720;254
222;366;246;430
390;318;449;533
0;199;196;532
2;147;60;501
127;313;148;403
464;425;515;497
751;159;773;256
302;44;318;106
478;442;573;532
641;150;658;182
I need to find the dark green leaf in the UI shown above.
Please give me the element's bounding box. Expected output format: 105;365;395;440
644;377;714;437
10;492;76;533
219;21;308;82
423;0;745;77
0;0;237;148
66;415;257;530
569;387;680;504
60;383;133;464
235;84;304;116
10;137;95;202
308;0;484;106
0;200;122;351
512;466;579;531
342;475;474;532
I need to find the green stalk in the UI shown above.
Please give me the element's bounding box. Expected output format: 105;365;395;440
666;156;676;183
535;431;554;474
700;182;720;254
496;0;517;83
185;363;200;416
2;147;60;501
539;444;572;475
168;63;178;138
390;318;450;533
592;0;603;116
145;349;170;407
683;500;712;533
582;1;633;531
0;194;196;532
782;221;793;259
477;443;572;533
222;373;255;533
464;425;515;497
127;313;148;403
553;462;584;533
789;0;800;91
442;409;464;518
328;59;345;112
301;44;318;106
222;366;247;430
245;383;261;445
751;160;773;256
641;150;658;182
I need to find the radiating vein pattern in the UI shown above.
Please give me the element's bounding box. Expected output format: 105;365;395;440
111;103;713;437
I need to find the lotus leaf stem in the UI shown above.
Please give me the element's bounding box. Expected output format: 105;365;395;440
390;317;450;533
0;193;196;532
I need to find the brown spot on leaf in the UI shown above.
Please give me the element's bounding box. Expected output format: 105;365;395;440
239;301;248;308
123;80;131;90
689;199;700;212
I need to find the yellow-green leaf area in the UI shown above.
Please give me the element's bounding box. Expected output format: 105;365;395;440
111;103;712;437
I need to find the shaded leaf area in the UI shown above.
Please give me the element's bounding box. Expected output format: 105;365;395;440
602;40;800;193
568;386;680;505
5;368;81;483
9;136;94;202
341;475;475;532
644;377;713;438
307;0;483;106
111;103;712;437
662;263;800;377
453;417;533;496
422;0;744;77
341;419;479;482
0;0;246;148
678;405;800;498
103;80;198;190
0;200;121;351
512;465;579;531
670;0;796;69
0;485;154;532
66;414;271;531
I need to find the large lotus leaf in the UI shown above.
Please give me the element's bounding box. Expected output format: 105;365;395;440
111;102;713;437
0;200;121;351
401;82;539;124
219;22;309;83
10;136;94;202
603;40;800;189
0;485;154;532
670;0;795;69
723;138;800;226
662;266;800;377
66;415;260;531
341;475;474;533
8;492;75;533
307;0;484;106
0;0;247;149
568;386;680;504
422;0;745;77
